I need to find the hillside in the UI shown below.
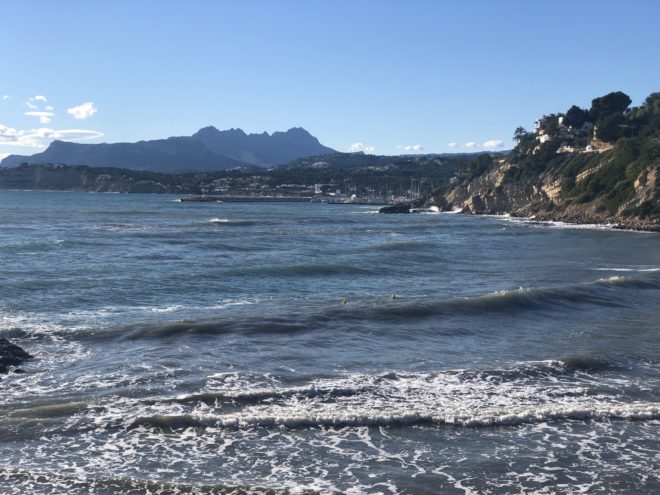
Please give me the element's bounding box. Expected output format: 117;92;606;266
0;152;472;197
429;91;660;230
0;127;335;171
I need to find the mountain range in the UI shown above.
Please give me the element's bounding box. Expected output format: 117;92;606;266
0;127;335;172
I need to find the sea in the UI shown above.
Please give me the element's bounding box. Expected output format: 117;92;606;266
0;190;658;494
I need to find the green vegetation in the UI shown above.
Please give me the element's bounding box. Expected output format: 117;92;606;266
0;152;479;199
450;90;659;220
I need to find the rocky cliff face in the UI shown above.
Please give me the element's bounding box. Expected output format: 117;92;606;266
431;157;660;231
429;91;660;231
441;161;539;215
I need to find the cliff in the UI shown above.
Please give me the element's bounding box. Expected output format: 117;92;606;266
430;91;660;231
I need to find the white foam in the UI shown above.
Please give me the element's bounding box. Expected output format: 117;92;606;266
594;267;660;272
3;366;659;494
494;216;657;233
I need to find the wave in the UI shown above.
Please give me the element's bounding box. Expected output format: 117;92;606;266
330;274;660;322
141;358;616;410
594;267;660;273
153;358;618;407
0;468;278;495
121;316;310;340
4;401;89;419
128;402;660;431
120;360;660;433
6;272;656;345
225;262;374;277
144;384;371;407
359;240;427;252
206;218;258;226
42;271;658;342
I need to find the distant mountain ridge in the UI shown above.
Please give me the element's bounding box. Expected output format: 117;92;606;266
0;126;335;172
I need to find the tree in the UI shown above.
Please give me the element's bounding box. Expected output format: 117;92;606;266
595;113;627;143
590;91;632;121
563;105;590;129
469;153;493;178
513;126;528;144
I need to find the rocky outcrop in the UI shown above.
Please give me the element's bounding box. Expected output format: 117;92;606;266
379;202;412;214
620;165;660;214
430;159;660;231
425;91;660;231
379;198;430;214
440;162;542;215
0;338;32;373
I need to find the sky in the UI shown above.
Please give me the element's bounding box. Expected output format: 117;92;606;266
1;0;659;160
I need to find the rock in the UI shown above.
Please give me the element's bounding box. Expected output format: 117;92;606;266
179;195;221;202
379;203;411;214
0;338;32;373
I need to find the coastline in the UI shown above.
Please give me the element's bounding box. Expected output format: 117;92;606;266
509;205;660;233
381;200;660;232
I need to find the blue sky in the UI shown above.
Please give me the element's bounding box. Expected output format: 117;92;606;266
1;0;659;159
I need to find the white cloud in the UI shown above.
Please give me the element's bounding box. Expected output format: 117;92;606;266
67;102;98;120
26;96;53;119
464;142;478;148
1;95;10;101
25;111;55;124
0;152;9;160
447;142;457;148
483;139;504;148
402;144;424;152
348;142;376;154
0;124;103;150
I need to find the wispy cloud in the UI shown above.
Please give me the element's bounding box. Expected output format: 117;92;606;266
464;141;478;148
348;142;376;154
0;123;103;149
1;95;10;101
25;96;55;122
67;102;98;120
24;111;55;124
447;142;457;148
483;139;503;148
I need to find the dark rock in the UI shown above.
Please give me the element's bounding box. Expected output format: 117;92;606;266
0;338;32;373
379;203;411;214
179;195;221;202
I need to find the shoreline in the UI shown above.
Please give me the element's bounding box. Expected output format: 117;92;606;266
508;210;660;233
380;200;660;232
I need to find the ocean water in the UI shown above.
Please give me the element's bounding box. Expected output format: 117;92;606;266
0;190;659;494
